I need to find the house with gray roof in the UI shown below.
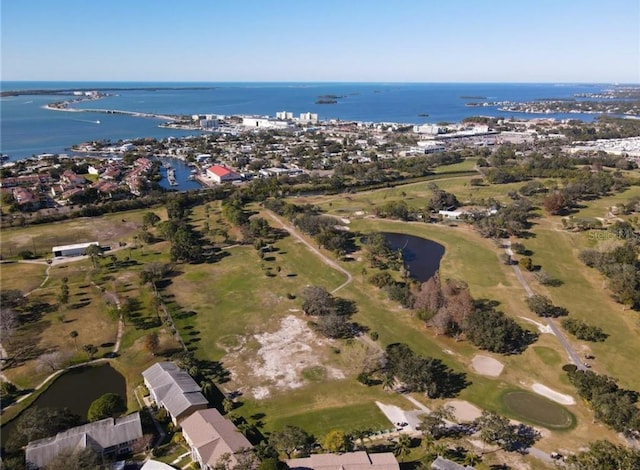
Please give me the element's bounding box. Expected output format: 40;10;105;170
430;456;475;470
286;451;399;470
25;412;142;469
181;408;253;470
142;361;209;424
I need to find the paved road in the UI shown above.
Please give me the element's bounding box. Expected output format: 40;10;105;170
265;210;353;294
504;241;587;371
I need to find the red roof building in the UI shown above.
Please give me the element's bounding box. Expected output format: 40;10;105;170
206;165;241;184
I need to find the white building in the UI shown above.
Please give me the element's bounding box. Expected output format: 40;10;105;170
52;241;100;257
206;165;242;183
276;111;294;120
242;117;291;129
298;112;319;123
415;141;446;153
413;124;445;135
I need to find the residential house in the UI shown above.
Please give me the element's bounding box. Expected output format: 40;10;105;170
142;362;209;425
61;170;86;186
181;408;253;470
12;187;40;210
25;412;143;469
430;456;474;470
286;451;400;470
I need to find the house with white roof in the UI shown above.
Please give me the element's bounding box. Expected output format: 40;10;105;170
25;413;142;469
142;362;209;425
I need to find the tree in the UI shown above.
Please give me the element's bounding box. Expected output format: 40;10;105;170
418;406;454;440
88;392;127;421
526;294;568;317
258;458;290;470
5;406;81;452
384;343;468;397
36;350;69;373
0;307;19;344
322;429;351;453
475;411;540;453
144;332;160;355
140;262;174;292
58;282;70;311
301;286;336;317
519;256;533;271
566;440;640;469
392;434;412;462
85;244;103;268
543;191;567;215
223;397;235;414
83;343;98;360
43;447;99;470
464;306;535;354
143;211;161;227
269;425;313;458
69;330;79;350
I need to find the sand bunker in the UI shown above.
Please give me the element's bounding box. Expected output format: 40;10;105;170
532;383;575;405
445;399;483;422
471;355;504;377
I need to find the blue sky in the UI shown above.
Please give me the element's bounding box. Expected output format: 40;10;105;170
1;0;638;82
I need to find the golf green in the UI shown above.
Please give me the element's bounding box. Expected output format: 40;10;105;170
502;391;575;429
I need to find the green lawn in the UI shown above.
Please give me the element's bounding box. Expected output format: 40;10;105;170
570;185;640;219
522;221;640;391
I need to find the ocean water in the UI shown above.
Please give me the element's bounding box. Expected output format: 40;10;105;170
1;82;611;160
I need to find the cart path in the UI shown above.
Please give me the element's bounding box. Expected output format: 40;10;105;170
265;210;352;294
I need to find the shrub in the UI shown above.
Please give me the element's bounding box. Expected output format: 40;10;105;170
561;318;608;342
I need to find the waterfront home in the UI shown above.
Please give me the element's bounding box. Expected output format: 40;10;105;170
142;362;209;425
25;412;142;469
181;408;253;470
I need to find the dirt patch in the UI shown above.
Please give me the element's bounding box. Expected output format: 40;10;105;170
471;354;504;377
446;399;483;422
225;315;344;399
532;383;576;405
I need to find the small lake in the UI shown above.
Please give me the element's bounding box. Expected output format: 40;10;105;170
382;232;445;282
1;363;126;445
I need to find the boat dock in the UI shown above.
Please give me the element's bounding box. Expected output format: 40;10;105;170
167;167;178;186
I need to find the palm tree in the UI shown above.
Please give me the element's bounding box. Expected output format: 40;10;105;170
69;330;78;350
83;343;98;360
85;244;102;269
431;442;448;458
350;427;371;452
463;451;481;467
393;434;412;462
222;397;235;414
381;373;395;391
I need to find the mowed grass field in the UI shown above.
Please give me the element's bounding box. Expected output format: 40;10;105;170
520;217;640;392
0;207;162;259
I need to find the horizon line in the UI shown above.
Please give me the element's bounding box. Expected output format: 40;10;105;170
2;80;639;85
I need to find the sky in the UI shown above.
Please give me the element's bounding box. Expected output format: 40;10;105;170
1;0;639;83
